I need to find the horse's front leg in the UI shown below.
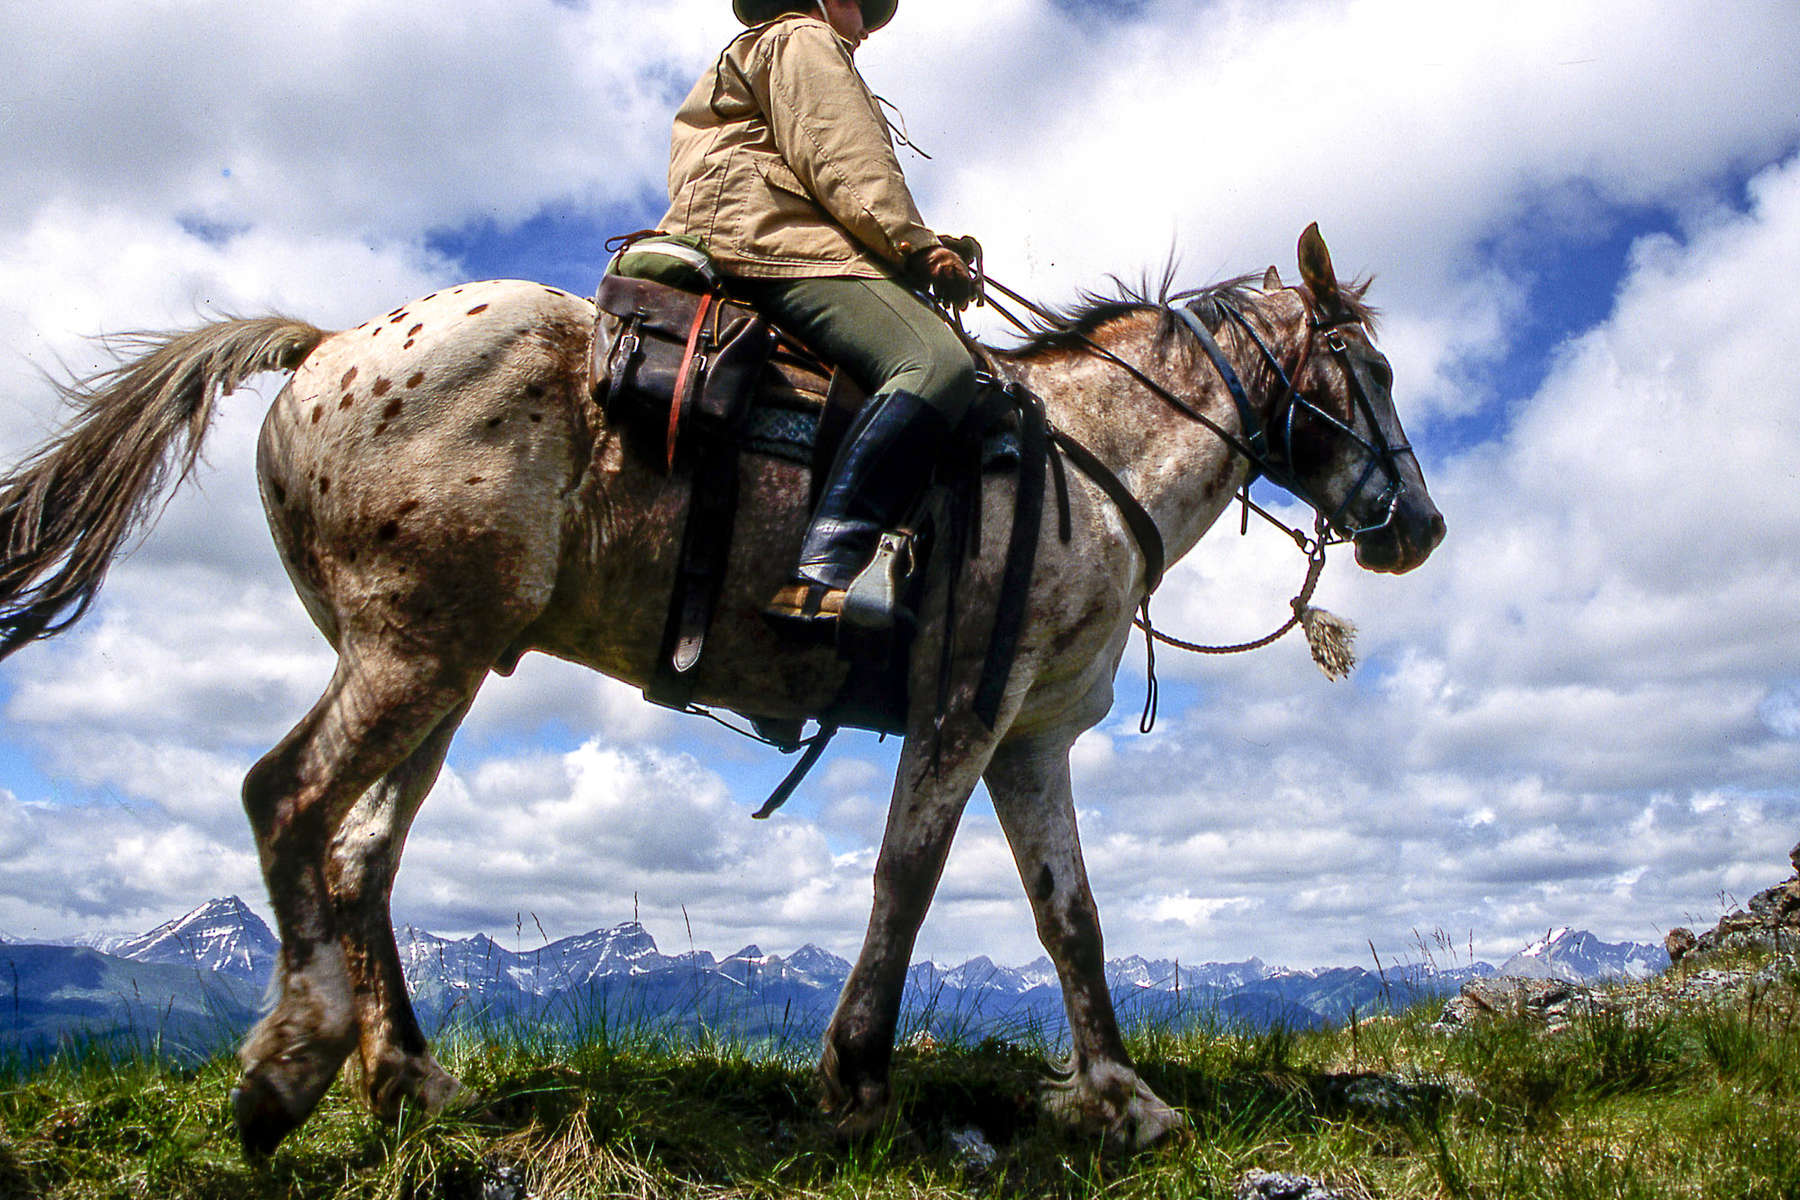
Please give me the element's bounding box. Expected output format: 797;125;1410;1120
984;729;1186;1149
819;714;993;1131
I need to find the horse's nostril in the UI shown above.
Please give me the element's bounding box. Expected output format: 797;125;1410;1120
1429;512;1446;544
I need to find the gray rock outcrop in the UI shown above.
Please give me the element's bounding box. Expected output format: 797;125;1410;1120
1665;842;1800;964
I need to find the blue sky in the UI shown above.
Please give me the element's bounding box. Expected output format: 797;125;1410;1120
2;0;1799;972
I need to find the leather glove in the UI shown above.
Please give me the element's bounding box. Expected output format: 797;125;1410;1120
938;234;982;268
908;243;976;310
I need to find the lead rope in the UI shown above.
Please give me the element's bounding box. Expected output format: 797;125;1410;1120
1133;516;1358;731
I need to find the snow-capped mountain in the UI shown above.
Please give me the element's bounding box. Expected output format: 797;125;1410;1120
108;896;279;983
396;920;676;998
785;944;853;987
6;895;1687;1059
1498;926;1668;982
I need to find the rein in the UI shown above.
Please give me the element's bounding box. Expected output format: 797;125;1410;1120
972;272;1371;724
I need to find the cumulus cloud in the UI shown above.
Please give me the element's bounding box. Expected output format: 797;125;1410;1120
1072;152;1800;963
878;0;1800;427
3;0;1799;974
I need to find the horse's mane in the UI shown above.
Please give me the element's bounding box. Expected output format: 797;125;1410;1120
1001;265;1378;359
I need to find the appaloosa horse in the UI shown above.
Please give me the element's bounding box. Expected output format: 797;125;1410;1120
0;225;1441;1154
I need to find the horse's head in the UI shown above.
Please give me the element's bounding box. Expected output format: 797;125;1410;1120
1256;224;1444;574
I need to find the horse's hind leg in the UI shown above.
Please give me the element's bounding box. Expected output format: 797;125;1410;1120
232;642;486;1157
984;730;1186;1149
326;697;473;1121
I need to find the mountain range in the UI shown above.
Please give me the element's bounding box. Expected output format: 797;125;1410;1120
0;899;1668;1061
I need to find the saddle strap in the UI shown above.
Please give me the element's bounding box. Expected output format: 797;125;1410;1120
1050;429;1166;593
647;431;739;709
667;292;716;472
972;384;1050;730
751;724;839;819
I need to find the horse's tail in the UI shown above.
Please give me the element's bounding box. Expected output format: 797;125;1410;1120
0;316;329;661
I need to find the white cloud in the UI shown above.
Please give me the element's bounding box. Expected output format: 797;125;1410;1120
2;0;1799;975
877;0;1800;426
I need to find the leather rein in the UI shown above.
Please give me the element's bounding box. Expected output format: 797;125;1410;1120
966;271;1414;724
979;272;1409;560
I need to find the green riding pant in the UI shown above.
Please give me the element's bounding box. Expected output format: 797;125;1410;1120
732;274;978;424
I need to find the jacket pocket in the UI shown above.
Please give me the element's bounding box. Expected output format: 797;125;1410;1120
753;154;814;202
739;154;860;266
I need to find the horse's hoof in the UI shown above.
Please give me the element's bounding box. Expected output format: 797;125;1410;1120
367;1058;470;1122
1107;1099;1189;1152
1043;1065;1189;1152
231;1073;298;1160
830;1104;915;1148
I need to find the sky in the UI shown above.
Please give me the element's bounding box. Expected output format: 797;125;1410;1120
2;0;1799;974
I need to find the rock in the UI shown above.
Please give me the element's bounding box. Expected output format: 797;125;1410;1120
1665;927;1697;964
481;1159;528;1200
1681;849;1800;959
947;1126;997;1171
1315;1072;1447;1119
1434;977;1603;1032
1234;1168;1350;1199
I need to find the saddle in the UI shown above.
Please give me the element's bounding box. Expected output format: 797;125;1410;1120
589;257;1053;775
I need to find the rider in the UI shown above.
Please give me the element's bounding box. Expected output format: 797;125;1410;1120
657;0;978;632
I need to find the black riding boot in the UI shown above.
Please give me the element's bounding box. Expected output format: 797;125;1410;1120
765;389;947;632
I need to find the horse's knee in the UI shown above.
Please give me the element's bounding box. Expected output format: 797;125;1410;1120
1035;883;1106;971
241;745;329;863
326;824;395;909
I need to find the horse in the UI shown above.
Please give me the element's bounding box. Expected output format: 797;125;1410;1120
0;224;1442;1154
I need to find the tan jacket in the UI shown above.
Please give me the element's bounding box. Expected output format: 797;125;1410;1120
658;14;939;280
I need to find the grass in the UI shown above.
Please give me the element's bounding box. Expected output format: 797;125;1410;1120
2;950;1798;1199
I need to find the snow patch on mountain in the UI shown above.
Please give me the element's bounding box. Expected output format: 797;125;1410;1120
109;896;277;982
1498;927;1668;983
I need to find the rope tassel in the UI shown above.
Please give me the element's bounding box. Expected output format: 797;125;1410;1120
1133;518;1358;713
1297;603;1357;680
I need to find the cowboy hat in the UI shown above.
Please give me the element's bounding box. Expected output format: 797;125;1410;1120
732;0;897;32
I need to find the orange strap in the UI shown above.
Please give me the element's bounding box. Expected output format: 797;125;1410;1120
667;293;715;471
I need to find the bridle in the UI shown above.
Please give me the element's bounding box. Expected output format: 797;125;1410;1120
979;274;1414;563
1171;292;1413;546
967;274;1420;726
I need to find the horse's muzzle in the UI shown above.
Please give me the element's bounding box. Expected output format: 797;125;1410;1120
1353;496;1445;574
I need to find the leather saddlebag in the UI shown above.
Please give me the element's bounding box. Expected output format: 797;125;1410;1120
594;273;776;470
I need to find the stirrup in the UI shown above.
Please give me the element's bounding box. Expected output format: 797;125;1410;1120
763;580;845;641
840;531;914;633
837;531;916;666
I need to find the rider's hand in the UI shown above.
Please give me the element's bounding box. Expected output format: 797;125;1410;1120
909;244;976;310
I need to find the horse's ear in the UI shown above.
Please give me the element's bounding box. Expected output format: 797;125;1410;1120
1297;222;1342;308
1262;265;1282;291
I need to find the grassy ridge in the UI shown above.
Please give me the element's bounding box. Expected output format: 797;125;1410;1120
2;949;1797;1200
